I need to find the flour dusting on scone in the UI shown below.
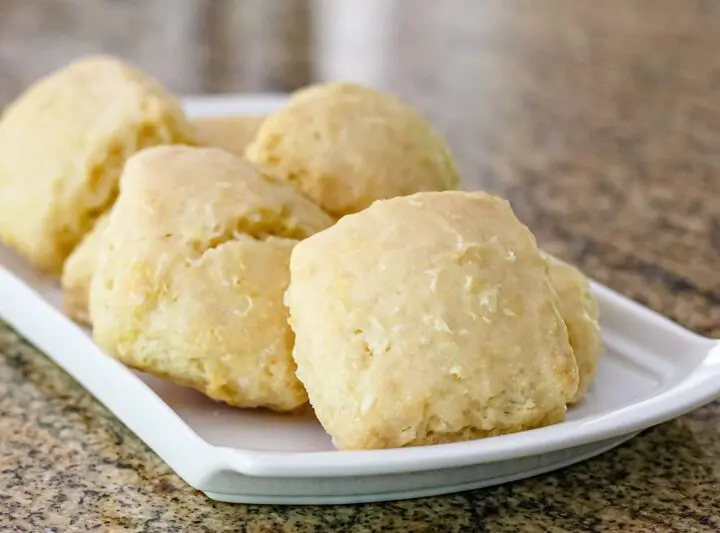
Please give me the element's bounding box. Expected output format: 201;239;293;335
90;146;333;411
286;191;578;449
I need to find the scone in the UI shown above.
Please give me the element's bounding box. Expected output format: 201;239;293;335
91;146;334;410
246;82;460;217
286;191;579;449
0;56;195;273
544;254;603;403
193;115;265;155
61;213;110;325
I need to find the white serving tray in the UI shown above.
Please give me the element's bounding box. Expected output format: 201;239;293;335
1;95;718;505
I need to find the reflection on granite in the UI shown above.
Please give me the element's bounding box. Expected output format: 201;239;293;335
1;0;719;531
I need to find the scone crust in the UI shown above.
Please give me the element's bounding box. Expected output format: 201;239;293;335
545;254;603;403
0;56;194;273
246;82;460;217
193;115;266;156
91;146;333;410
286;191;578;449
61;213;110;324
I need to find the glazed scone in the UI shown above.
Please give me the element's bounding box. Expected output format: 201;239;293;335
61;213;110;325
544;254;603;403
193;115;265;155
91;146;333;410
0;56;195;273
286;191;578;449
246;82;460;217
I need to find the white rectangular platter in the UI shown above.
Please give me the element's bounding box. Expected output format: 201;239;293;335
1;95;719;505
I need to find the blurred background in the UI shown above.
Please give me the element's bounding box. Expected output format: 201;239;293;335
0;0;718;333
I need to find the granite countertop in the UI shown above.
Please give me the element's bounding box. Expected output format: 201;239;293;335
1;1;719;531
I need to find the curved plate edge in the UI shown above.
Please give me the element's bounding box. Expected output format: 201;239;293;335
202;433;638;505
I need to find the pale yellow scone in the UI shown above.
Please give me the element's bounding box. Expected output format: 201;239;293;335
61;114;266;325
286;191;579;450
0;55;195;274
90;146;334;410
246;82;460;217
62;115;268;326
61;213;110;325
544;254;603;404
193;115;265;156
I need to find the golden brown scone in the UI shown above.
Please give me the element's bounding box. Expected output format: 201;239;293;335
0;56;195;273
286;191;578;450
544;254;603;404
91;146;334;411
61;213;110;325
246;82;460;217
193;115;265;155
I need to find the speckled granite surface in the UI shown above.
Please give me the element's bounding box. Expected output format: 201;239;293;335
1;1;719;531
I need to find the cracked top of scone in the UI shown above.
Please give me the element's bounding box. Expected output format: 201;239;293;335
90;146;333;410
286;191;578;449
246;82;460;217
107;146;334;249
0;55;195;273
